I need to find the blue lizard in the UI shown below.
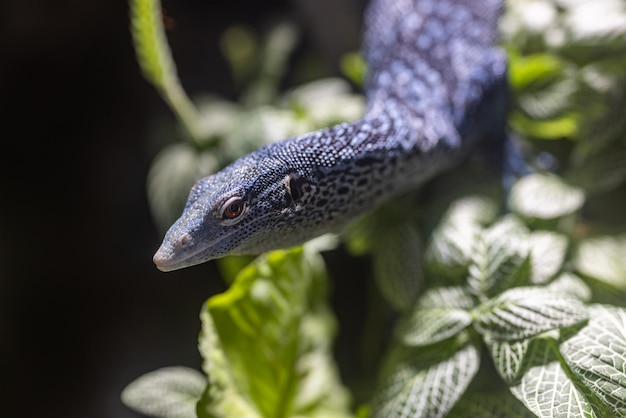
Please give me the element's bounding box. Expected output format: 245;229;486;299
154;0;507;271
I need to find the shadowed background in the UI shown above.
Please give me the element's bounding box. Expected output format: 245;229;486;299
0;0;368;416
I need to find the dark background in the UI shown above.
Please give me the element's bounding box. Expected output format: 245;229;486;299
0;0;367;417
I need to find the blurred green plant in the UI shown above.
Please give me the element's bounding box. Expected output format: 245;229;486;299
123;0;626;417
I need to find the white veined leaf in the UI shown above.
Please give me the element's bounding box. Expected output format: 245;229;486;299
486;338;531;384
475;287;588;341
547;272;592;302
574;234;626;291
528;231;568;284
121;366;206;418
424;196;498;281
285;78;365;127
511;337;606;418
194;97;240;144
372;333;480;418
396;308;473;347
416;286;476;311
561;304;626;417
467;217;531;299
509;173;585;220
147;143;218;231
518;77;577;120
425;222;480;281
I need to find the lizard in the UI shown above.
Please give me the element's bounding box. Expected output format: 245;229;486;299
153;0;508;272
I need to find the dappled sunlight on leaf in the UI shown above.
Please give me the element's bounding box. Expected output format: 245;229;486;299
396;307;472;347
509;173;584;220
574;234;626;293
474;287;588;342
467;217;531;299
528;231;568;284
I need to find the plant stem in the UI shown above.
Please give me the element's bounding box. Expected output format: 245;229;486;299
130;0;205;144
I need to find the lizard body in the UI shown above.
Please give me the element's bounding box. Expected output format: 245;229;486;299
154;0;507;271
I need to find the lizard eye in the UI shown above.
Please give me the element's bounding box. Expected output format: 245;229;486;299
220;197;246;222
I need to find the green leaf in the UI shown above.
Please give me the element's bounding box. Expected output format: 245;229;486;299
510;111;579;139
219;25;258;87
510;337;606;418
509;52;565;93
528;231;568;284
340;52;367;86
561;304;626;417
475;287;588;341
372;333;481;418
395;308;472;347
372;220;424;311
121;366;206;418
467;217;531;299
574;234;626;292
197;248;351;418
509;173;585;220
242;22;300;107
447;392;536;418
486;338;531;384
197;306;263;418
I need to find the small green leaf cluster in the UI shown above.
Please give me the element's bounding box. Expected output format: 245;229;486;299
360;168;626;417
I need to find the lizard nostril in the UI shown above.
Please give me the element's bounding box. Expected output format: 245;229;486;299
176;233;192;248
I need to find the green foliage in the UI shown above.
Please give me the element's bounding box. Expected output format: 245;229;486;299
561;305;626;416
196;248;351;418
124;0;626;417
372;333;481;418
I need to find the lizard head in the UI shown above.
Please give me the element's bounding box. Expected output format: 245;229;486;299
152;151;322;271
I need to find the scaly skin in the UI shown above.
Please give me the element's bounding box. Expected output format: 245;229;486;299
154;0;507;271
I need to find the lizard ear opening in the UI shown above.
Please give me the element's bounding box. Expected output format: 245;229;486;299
286;173;305;202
